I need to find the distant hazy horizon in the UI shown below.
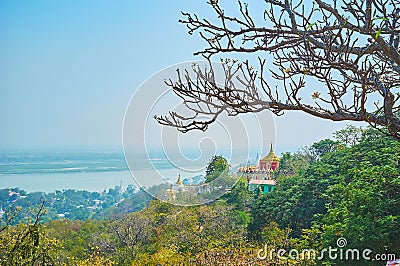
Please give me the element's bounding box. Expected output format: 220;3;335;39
0;147;293;193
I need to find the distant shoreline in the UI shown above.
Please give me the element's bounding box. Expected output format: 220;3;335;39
0;167;203;193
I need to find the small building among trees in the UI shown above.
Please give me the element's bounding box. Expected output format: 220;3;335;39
238;144;280;194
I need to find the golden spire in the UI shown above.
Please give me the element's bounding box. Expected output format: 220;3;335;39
261;143;280;162
176;174;183;186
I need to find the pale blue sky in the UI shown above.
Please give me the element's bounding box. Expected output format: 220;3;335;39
0;0;363;153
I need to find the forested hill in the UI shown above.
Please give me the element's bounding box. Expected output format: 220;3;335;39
0;126;399;265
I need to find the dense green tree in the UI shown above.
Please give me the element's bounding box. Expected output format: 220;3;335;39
307;139;340;160
333;124;364;147
0;190;10;204
250;127;400;265
275;152;313;177
249;159;340;239
205;155;230;183
223;177;252;211
311;130;400;265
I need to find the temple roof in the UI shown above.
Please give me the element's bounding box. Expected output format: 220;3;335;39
237;165;258;172
261;143;280;162
249;179;276;185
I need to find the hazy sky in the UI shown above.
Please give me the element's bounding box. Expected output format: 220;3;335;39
0;0;364;154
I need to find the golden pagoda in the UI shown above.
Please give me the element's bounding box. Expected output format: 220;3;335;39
261;143;280;161
237;143;280;195
259;144;280;171
176;174;183;186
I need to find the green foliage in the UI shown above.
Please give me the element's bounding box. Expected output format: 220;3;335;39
308;139;340;160
0;204;60;265
275;151;312;177
313;131;400;265
333;124;364;147
250;127;400;265
2;126;398;265
75;246;115;266
46;219;107;261
205;155;230;182
223;177;252;211
249;161;339;239
0;186;151;224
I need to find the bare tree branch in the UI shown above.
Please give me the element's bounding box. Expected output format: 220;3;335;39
155;0;400;140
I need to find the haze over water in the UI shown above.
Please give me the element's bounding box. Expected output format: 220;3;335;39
0;151;186;192
0;149;262;192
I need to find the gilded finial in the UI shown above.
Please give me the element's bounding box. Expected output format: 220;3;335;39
176;174;183;186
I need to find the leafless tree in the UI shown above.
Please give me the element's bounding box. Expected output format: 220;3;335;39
108;212;154;262
155;0;400;140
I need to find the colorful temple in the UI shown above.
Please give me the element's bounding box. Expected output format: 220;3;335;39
237;144;280;194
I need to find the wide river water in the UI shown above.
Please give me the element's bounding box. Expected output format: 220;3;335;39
0;151;196;192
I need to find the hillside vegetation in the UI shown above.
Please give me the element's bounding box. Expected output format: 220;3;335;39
1;126;399;265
